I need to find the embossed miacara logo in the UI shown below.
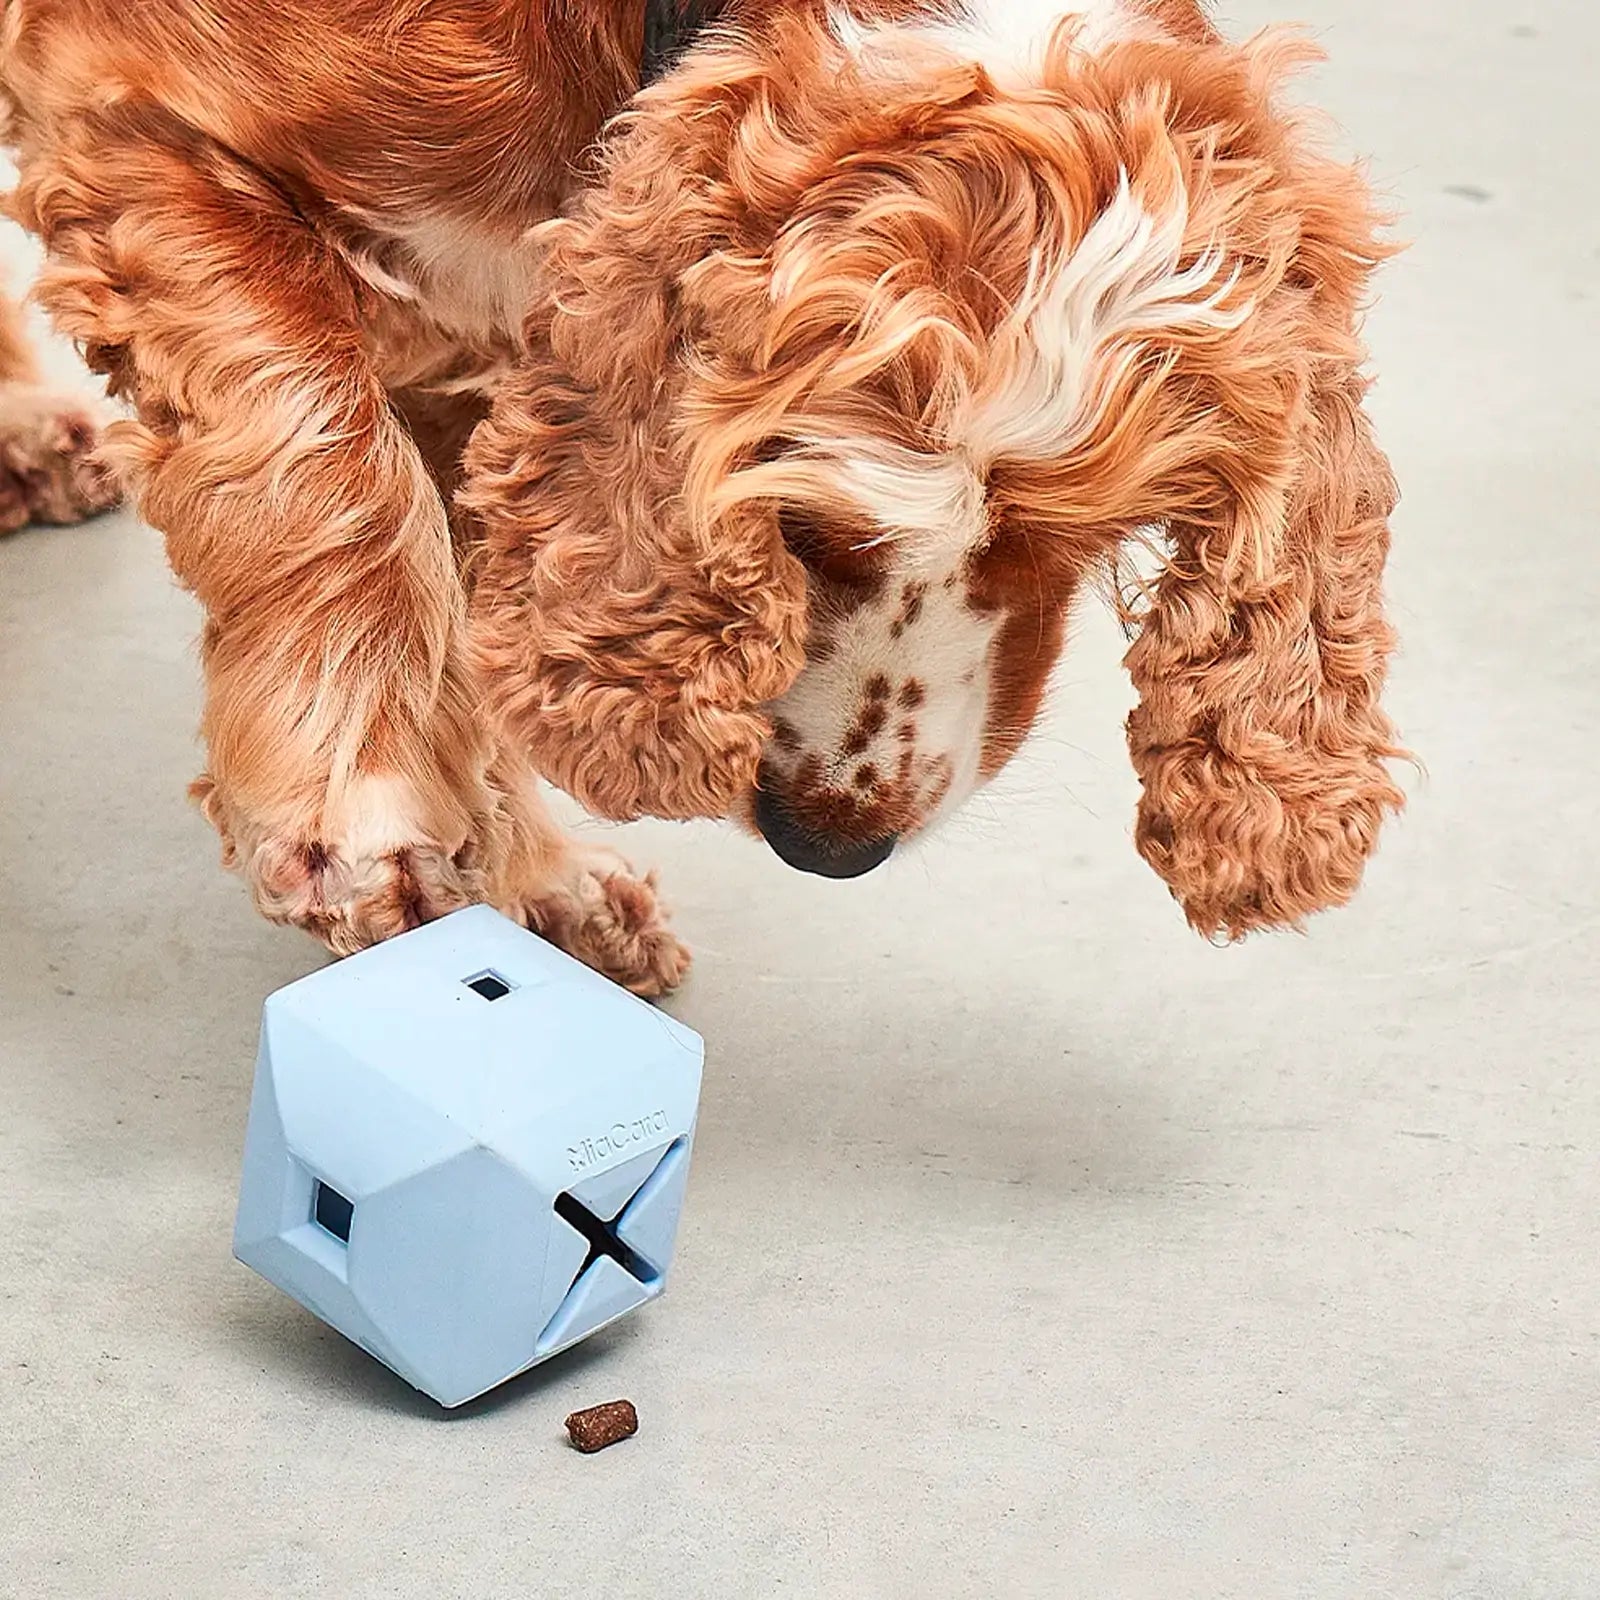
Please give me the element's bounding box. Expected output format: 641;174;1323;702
567;1110;669;1173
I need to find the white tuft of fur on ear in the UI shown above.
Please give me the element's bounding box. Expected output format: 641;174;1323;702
955;171;1250;467
794;437;989;568
830;0;1162;87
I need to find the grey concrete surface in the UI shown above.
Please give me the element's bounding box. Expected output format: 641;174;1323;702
2;3;1597;1595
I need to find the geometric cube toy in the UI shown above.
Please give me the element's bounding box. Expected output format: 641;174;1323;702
233;905;703;1406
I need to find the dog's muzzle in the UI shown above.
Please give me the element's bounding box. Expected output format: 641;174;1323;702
755;788;897;879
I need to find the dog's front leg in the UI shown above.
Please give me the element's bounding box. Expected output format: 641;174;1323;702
16;135;491;953
481;747;690;999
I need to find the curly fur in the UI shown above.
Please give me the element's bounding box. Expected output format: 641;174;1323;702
0;0;695;990
468;9;1405;935
1;0;1405;972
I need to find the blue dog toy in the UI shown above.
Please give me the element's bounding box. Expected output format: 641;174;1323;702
233;905;703;1407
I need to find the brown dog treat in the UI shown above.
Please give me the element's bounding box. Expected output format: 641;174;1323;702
564;1400;639;1454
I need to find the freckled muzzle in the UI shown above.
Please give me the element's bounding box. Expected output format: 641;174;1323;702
754;787;898;879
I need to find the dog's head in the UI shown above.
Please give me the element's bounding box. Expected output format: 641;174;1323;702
464;10;1404;932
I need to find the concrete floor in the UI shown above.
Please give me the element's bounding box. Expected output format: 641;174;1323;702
3;2;1597;1595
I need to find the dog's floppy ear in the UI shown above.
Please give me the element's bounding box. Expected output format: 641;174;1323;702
461;45;809;821
1124;134;1406;938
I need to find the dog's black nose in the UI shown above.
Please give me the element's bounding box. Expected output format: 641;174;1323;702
755;789;897;879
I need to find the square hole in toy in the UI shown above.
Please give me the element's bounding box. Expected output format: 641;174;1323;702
463;970;514;1002
313;1181;354;1243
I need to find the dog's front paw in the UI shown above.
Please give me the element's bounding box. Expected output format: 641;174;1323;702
194;771;487;956
0;385;120;533
509;844;690;998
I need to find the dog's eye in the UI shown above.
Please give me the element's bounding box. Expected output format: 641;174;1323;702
780;507;884;597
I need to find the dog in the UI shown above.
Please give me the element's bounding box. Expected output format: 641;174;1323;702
0;0;1405;994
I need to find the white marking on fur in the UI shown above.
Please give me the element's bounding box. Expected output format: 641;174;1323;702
905;583;1001;824
767;576;1000;825
796;438;989;569
957;171;1250;464
831;1;1161;86
337;209;541;346
328;772;435;862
